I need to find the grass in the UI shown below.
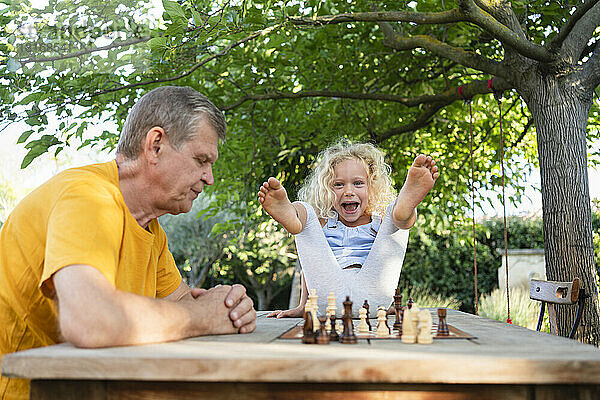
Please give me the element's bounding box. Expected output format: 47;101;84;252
478;285;546;331
400;286;462;310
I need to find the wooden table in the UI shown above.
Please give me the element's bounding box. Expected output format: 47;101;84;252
3;309;600;399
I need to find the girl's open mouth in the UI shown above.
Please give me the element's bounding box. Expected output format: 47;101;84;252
342;202;359;213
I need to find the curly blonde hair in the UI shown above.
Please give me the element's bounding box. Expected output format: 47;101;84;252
298;140;396;219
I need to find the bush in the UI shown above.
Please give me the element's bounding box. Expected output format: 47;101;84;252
400;210;555;313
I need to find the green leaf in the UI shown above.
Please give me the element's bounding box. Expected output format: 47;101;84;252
148;36;168;53
21;146;47;168
6;58;21;72
17;130;34;144
162;0;186;20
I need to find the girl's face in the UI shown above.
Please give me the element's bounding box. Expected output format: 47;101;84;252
331;158;371;227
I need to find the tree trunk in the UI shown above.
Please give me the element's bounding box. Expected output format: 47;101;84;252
254;289;267;311
525;77;600;345
288;260;302;309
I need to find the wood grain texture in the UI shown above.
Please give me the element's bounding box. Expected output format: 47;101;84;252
4;310;600;386
529;279;579;304
29;381;600;400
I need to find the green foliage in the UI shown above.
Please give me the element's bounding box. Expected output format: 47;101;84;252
1;0;551;224
401;212;549;313
397;286;462;310
479;286;545;331
215;219;296;310
400;203;600;314
159;195;233;288
160;194;296;310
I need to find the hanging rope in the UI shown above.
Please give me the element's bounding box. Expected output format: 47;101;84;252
490;78;512;324
469;100;479;316
458;85;478;315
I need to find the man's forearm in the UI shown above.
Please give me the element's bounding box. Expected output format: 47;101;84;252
54;265;235;348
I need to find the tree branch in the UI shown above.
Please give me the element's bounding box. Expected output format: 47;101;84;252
220;90;465;111
558;2;600;65
220;76;513;112
375;77;513;142
383;33;509;79
18;36;151;64
582;43;600;91
375;102;446;142
287;9;466;26
458;0;553;63
580;40;598;62
89;24;283;98
547;0;600;55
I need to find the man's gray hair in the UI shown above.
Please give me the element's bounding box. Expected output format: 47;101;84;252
116;86;226;159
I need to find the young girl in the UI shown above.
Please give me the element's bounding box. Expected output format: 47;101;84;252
258;141;438;317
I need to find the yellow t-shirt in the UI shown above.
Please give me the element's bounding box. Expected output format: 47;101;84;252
0;161;182;400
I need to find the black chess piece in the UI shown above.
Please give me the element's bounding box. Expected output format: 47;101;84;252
437;308;449;337
340;296;357;344
393;289;402;331
302;311;316;344
316;316;330;344
329;314;339;341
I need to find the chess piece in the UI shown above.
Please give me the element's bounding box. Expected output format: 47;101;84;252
340;296;357;344
407;297;414;309
410;304;420;336
327;292;337;314
393;289;402;331
376;306;390;336
316;316;330;344
336;320;343;335
329;314;339;341
324;313;331;333
417;310;433;344
307;289;320;332
302;311;316;344
325;292;337;332
401;307;417;344
357;307;370;333
437;308;449;336
363;299;371;330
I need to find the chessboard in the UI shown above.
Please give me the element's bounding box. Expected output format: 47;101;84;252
279;320;475;340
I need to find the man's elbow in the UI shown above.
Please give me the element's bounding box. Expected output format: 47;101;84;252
59;314;123;348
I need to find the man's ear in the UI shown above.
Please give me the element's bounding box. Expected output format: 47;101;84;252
143;127;166;164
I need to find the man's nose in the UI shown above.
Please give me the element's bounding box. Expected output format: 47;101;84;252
202;166;214;186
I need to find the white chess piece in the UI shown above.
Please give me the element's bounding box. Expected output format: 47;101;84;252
417;310;433;344
307;289;320;332
357;307;370;333
326;292;337;318
376;306;390;336
401;308;417;343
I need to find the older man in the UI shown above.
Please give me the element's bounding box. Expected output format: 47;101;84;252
0;86;256;399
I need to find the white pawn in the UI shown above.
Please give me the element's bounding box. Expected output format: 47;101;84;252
376;306;390;336
417;310;433;344
357;307;370;333
401;308;417;344
308;289;320;332
326;292;337;319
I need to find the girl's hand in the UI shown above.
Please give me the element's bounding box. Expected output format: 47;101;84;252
267;307;305;318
